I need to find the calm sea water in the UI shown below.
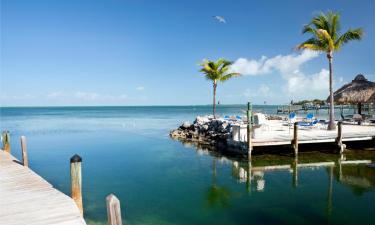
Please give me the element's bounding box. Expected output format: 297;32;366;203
0;105;374;225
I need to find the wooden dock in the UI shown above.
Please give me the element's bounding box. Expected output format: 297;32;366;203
0;150;87;225
253;122;375;146
252;123;375;147
232;122;375;147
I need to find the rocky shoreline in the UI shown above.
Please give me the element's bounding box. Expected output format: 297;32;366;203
170;115;285;153
170;115;237;147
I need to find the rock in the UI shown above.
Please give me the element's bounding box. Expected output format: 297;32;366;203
201;124;209;131
171;115;233;147
181;121;191;129
195;116;210;125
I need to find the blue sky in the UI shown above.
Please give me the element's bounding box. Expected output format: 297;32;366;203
1;0;375;106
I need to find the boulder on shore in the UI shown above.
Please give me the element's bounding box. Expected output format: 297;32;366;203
170;115;235;145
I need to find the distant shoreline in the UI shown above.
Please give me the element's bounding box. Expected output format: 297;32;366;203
0;104;282;108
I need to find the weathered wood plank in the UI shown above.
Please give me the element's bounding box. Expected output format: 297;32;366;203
0;150;86;225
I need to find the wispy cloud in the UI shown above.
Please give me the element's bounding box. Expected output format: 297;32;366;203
243;84;272;97
230;50;319;76
230;50;335;99
46;91;64;98
136;86;145;91
74;91;100;100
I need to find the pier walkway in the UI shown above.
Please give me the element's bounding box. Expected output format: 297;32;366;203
253;123;375;146
0;150;86;225
233;122;375;147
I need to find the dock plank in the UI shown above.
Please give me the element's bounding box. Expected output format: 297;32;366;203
0;150;86;225
250;123;375;146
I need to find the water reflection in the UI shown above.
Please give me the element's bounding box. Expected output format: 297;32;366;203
232;155;374;193
205;158;232;208
186;140;375;220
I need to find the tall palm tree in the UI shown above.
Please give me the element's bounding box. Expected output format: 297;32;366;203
199;59;241;118
297;11;363;130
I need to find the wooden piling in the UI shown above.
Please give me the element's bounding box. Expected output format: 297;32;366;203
292;122;298;155
292;157;298;187
2;131;11;153
246;160;252;194
246;102;253;158
106;194;123;225
20;136;29;167
70;154;83;216
336;122;345;153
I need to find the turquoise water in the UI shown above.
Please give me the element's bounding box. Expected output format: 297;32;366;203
1;106;374;225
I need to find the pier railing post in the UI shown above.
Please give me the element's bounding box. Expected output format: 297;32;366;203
70;154;83;216
20;136;29;167
247;102;253;158
292;122;298;155
336;122;345;153
106;194;123;225
2;131;11;153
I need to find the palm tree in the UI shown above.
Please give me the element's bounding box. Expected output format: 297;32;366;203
297;11;363;130
199;59;241;118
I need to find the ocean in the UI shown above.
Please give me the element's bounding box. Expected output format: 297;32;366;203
0;105;374;225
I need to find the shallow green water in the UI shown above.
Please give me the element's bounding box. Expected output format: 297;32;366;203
1;106;374;225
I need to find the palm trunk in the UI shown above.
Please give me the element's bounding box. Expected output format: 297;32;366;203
213;81;217;118
327;52;336;130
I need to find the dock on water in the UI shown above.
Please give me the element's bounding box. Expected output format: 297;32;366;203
232;122;375;147
0;150;87;225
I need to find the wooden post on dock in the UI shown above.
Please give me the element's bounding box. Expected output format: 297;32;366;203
246;160;252;194
70;154;83;216
106;194;123;225
247;102;253;158
2;131;11;153
292;157;298;187
327;166;333;217
20;136;29;167
292;122;298;155
336;122;345;154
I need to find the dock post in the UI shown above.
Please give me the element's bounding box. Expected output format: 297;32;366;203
106;194;123;225
327;166;333;217
2;131;11;153
247;102;253;158
20;136;29;167
70;154;83;216
246;160;252;194
292;157;298;187
336;122;345;153
292;122;298;155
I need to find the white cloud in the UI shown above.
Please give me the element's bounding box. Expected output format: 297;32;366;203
74;91;100;100
284;69;329;97
136;86;145;91
230;50;319;76
230;50;334;99
11;94;36;100
46;91;63;98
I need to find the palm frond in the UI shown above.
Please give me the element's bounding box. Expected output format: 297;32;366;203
220;73;241;82
198;59;241;83
329;12;341;40
302;25;318;36
296;38;325;51
311;12;330;31
335;28;363;50
317;29;334;50
298;11;362;53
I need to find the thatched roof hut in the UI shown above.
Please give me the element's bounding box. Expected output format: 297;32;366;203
331;74;375;104
329;74;375;114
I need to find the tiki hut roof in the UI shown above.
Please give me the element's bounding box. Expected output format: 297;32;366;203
330;74;375;104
